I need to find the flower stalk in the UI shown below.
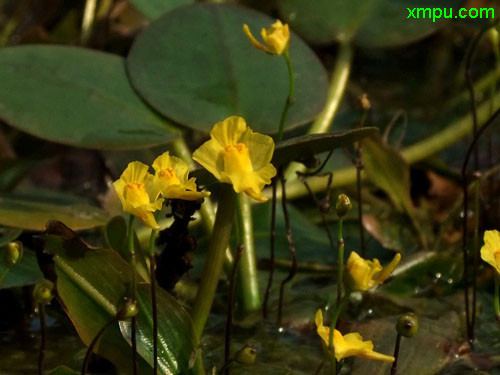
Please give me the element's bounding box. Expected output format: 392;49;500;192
495;276;500;322
192;184;235;338
277;50;295;141
235;193;261;313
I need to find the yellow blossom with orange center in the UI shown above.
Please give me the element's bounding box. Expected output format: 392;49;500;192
113;161;163;229
152;151;210;201
192;116;276;202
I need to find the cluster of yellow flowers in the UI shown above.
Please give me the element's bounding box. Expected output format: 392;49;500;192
315;251;401;363
113;116;277;229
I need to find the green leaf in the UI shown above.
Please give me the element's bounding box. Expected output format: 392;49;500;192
0;249;43;289
362;136;413;214
119;284;198;374
129;0;192;20
0;46;180;150
278;0;462;48
46;222;197;375
127;3;328;133
272;127;378;166
362;136;429;247
0;226;22;247
0;191;109;231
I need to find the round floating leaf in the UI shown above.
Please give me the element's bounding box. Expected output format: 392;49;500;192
128;0;192;20
0;191;109;231
127;3;328;133
278;0;462;48
0;46;180;150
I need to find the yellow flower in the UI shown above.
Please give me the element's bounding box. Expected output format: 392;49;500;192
113;161;163;229
243;20;290;55
481;230;500;274
192;116;276;203
345;251;401;292
315;309;394;363
152;151;210;201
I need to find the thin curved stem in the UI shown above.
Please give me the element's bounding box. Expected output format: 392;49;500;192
277;172;297;326
263;179;278;318
390;334;402;375
38;304;46;375
148;227;158;375
277;50;295;142
224;246;245;375
80;0;97;45
336;219;344;308
81;316;117;375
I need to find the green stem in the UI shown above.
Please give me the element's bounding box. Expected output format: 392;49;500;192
277;89;500;201
471;176;480;333
191;184;235;339
80;0;97;45
127;215;138;375
336;219;344;307
172;138;234;275
327;294;350;375
235;193;261;313
0;268;10;287
495;276;500;321
277;50;295;142
285;41;353;179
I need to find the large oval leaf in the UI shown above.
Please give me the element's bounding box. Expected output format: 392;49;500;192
127;3;328;133
128;0;192;20
0;46;180;150
45;222;197;375
0;191;109;230
279;0;462;48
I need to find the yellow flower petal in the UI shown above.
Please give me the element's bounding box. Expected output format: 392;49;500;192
243;24;270;53
193;116;276;202
113;161;164;229
374;253;402;285
345;251;400;292
481;230;500;274
152;151;209;201
314;309;394;363
243;20;290;55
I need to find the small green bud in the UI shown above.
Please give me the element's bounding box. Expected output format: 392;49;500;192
116;298;138;320
336;194;352;218
4;241;23;267
396;313;419;338
234;345;257;365
33;280;54;305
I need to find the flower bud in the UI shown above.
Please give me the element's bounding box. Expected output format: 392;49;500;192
336;194;352;218
116;298;138;320
234;345;257;365
4;241;23;267
396;313;418;338
33;280;54;305
359;94;371;111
